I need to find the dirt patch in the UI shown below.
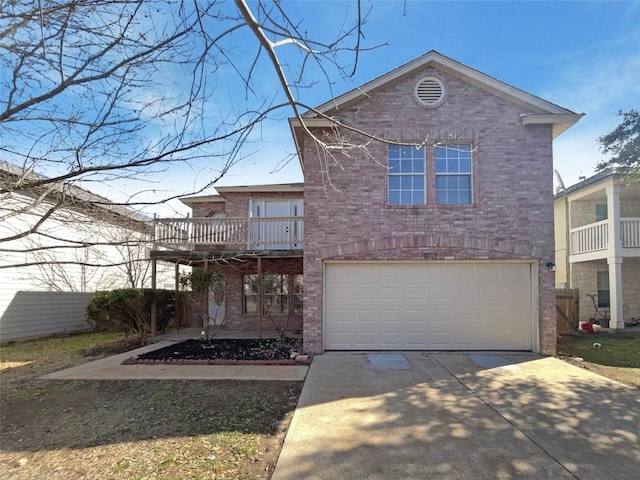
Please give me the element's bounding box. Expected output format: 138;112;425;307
1;380;302;480
0;332;303;479
557;354;640;388
125;338;305;365
81;337;143;357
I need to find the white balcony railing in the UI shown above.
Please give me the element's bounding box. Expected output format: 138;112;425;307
571;220;608;255
621;217;640;248
570;217;640;255
154;216;304;250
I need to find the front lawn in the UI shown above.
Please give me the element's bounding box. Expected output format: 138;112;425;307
0;332;302;479
558;329;640;388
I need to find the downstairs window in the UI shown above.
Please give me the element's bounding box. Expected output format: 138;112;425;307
243;274;303;315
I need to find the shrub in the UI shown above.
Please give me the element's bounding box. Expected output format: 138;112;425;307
85;289;175;339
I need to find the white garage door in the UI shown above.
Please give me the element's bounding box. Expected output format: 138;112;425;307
324;262;533;350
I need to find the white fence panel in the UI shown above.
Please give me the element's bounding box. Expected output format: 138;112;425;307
0;291;94;342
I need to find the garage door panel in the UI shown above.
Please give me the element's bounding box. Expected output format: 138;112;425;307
325;262;532;350
353;286;376;300
379;331;403;345
503;264;527;278
379;286;401;300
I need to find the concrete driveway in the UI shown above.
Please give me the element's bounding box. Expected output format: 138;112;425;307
272;353;639;480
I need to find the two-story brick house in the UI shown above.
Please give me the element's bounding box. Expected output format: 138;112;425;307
151;51;583;355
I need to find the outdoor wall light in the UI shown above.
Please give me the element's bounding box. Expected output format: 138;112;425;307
546;262;556;272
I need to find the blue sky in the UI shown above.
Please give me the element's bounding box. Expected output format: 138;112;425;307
24;0;637;217
190;0;639;206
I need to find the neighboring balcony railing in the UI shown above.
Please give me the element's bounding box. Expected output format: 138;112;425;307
570;217;640;255
621;218;640;248
153;216;304;250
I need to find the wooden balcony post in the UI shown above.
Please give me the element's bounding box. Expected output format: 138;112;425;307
257;256;262;338
151;213;157;250
203;259;209;335
150;258;157;338
174;263;180;330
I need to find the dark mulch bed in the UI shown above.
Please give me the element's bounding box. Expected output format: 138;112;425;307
124;337;305;365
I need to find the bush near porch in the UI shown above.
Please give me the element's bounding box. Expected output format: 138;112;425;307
85;288;175;338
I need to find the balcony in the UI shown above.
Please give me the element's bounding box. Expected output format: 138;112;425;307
154;216;304;251
570;217;640;257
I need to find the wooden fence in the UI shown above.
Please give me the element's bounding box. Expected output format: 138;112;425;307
556;288;579;335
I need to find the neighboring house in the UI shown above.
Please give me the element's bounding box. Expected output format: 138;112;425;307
0;161;174;341
151;51;583;355
554;169;640;328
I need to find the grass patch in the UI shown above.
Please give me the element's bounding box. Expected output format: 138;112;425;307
0;332;139;392
558;330;640;388
1;331;124;357
559;331;640;368
0;332;302;479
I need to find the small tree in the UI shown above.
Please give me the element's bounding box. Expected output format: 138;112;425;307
596;109;640;178
256;274;292;342
179;269;226;340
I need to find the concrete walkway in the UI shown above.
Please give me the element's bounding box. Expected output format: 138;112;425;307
273;353;639;480
42;330;308;381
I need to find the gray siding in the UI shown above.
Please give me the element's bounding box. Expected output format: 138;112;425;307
0;291;94;341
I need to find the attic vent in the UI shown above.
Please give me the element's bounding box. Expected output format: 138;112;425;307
414;77;445;108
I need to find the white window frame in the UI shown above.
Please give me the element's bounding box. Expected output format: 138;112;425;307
387;145;426;205
434;144;473;205
243;273;303;315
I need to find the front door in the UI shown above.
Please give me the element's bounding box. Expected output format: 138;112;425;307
250;199;303;249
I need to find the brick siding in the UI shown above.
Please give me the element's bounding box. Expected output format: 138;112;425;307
206;257;303;332
302;65;556;354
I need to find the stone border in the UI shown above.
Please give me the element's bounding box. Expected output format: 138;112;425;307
122;355;311;366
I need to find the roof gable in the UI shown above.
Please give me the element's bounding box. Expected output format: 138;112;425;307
309;51;576;118
291;50;583;144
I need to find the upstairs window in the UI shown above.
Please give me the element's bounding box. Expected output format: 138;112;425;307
388;145;426;205
595;204;608;222
387;143;473;206
435;144;472;205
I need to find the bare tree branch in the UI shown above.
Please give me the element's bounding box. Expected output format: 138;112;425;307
0;0;390;279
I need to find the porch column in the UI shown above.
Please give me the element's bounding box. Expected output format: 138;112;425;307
606;185;624;329
608;257;624;329
606;184;622;256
